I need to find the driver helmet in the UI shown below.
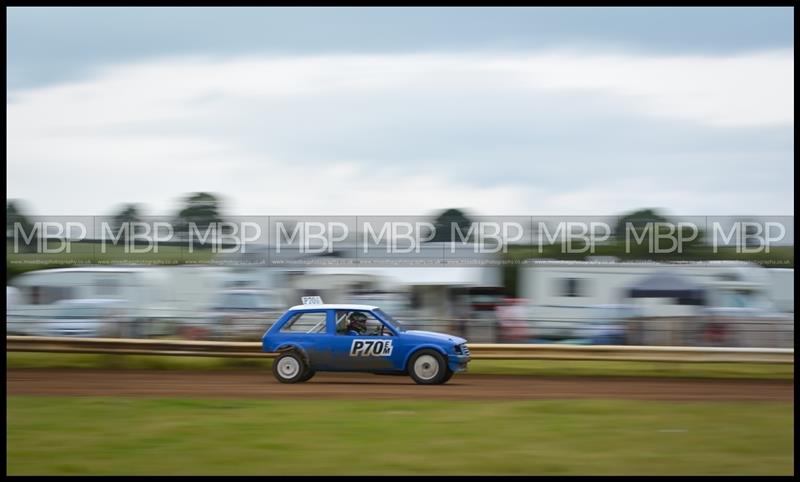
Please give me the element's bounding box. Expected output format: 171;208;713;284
347;312;368;333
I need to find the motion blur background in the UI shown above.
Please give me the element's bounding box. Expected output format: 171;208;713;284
6;6;794;476
6;6;794;346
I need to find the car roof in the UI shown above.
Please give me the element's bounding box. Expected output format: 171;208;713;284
287;303;379;312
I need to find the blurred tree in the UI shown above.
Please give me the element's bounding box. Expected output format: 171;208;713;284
428;208;475;243
110;204;142;244
614;208;668;239
614;208;704;254
741;217;763;250
6;200;36;251
175;192;225;243
614;208;668;255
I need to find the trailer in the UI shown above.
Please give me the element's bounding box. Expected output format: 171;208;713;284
518;260;792;347
765;268;794;313
7;266;174;336
6;265;233;336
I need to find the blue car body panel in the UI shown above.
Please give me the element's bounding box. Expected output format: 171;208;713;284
262;305;470;374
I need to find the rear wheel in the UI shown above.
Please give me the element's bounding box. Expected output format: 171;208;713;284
408;349;448;385
272;351;309;384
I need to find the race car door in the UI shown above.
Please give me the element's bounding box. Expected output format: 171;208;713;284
327;310;397;371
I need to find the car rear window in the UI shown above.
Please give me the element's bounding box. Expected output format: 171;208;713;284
280;312;327;334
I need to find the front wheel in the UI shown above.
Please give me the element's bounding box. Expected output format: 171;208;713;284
441;369;454;384
408;349;449;385
272;351;309;384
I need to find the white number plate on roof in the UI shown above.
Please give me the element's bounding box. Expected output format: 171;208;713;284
301;296;324;305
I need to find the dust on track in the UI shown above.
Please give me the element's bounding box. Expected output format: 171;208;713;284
6;369;794;401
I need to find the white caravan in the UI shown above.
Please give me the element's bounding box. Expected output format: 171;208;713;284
765;268;794;313
518;260;792;347
7;265;230;336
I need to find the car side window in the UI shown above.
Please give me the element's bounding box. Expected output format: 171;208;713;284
335;310;392;336
280;312;327;334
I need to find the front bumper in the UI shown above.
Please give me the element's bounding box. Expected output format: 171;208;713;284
448;354;471;373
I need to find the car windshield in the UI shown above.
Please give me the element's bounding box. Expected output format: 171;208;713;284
374;308;405;332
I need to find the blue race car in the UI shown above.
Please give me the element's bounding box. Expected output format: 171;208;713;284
261;300;470;385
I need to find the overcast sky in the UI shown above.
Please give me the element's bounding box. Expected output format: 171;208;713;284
6;7;794;217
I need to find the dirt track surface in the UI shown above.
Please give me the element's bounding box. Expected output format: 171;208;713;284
6;369;794;401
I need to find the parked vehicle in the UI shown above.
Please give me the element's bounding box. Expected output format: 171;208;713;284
577;304;634;345
7;286;21;313
193;289;285;340
765;268;794;313
7;267;174;336
8;265;232;338
520;260;791;346
8;298;134;338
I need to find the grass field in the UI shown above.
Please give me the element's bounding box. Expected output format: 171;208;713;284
6;397;793;475
7;240;216;264
7;352;794;379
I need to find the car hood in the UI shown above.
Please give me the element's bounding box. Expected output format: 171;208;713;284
403;330;467;345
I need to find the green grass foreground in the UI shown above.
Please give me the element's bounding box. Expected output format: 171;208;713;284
6;397;793;475
7;352;794;379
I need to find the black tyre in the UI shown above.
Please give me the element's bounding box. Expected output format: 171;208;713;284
441;368;454;384
299;369;316;382
272;351;309;384
408;349;448;385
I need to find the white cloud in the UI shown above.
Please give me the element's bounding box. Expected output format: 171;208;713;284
483;50;793;127
6;49;794;216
